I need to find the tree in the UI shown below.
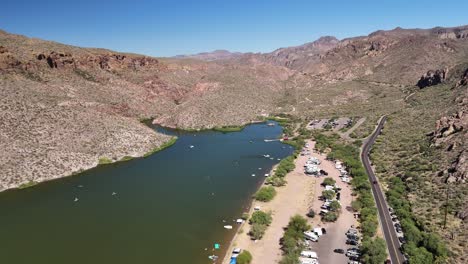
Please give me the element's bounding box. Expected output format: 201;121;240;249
322;177;336;186
249;223;267;240
250;211;272;226
288;215;311;233
405;243;434;264
254;186;276;202
329;200;341;211
322;212;338;222
237;250;253;264
322;190;335;200
361;219;378;237
360;238;387;264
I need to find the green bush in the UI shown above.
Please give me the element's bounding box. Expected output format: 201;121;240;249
329;200;341;211
250;211;272;226
322;212;338;222
265;176;287;187
237;250;253;264
322;190;335;200
254;186;276;202
322;177;336;186
249;223;267;240
279;215;311;263
361;237;388;264
98;157;112;164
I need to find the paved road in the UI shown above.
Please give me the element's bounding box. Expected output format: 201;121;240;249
361;116;406;264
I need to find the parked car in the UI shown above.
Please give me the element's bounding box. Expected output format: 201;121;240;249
346;239;359;245
392;217;398;222
321;227;327;234
396;227;403;233
394;223;402;229
398;237;406;244
334;249;345;254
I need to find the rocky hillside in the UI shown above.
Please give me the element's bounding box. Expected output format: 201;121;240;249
1;24;468;201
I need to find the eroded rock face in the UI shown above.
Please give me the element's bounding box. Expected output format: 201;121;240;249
432;78;467;185
417;68;448;88
456;68;468;88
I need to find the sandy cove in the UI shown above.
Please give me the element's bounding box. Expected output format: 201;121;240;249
222;139;357;264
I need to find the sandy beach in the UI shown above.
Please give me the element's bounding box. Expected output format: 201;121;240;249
222;139;358;264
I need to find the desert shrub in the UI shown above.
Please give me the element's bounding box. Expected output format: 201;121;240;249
329;200;341;211
250;211;272;226
322;190;335;200
249;223;267;240
322;177;336;186
237;250;252;264
360;237;387;264
254;186;276;202
322;212;338;222
279;215;311;263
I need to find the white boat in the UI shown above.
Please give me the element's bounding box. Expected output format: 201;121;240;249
263;154;270;158
264;174;270;177
112;192;117;196
74;197;79;202
189;145;194;148
251;174;256;177
224;225;233;229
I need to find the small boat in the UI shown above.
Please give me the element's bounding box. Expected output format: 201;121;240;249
189;145;194;148
264;174;270;177
267;123;275;126
251;174;256;177
74;197;79;202
112;192;117;196
270;157;274;160
263;154;270;158
208;255;218;260
224;225;233;229
77;185;83;188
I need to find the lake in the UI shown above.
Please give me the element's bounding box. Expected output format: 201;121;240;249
0;122;293;264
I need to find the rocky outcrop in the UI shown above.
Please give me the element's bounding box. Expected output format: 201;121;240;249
34;51;159;71
456;68;468;87
417;69;448;88
0;46;21;71
433;26;468;40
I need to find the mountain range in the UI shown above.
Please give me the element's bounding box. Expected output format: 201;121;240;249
0;25;467;262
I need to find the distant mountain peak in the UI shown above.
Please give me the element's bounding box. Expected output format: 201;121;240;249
173;50;242;61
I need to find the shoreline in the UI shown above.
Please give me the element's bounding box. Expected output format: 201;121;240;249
221;139;358;264
218;161;283;264
0;135;178;193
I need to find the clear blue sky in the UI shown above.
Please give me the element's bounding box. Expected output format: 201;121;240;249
1;0;467;57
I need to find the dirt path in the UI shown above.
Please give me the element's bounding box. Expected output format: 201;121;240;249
222;140;316;264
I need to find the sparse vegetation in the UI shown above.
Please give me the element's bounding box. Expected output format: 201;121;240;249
143;137;178;157
213;125;245;133
98;157;113;164
18;181;38;189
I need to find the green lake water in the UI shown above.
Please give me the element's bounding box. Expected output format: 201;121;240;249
0;122;293;264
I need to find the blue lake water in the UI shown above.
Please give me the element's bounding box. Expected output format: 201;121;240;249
0;122;293;264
